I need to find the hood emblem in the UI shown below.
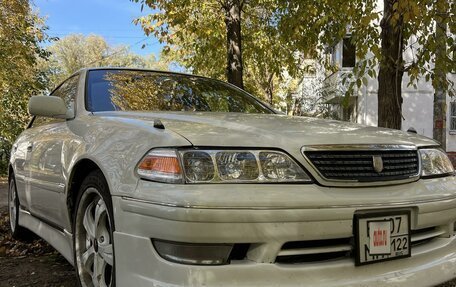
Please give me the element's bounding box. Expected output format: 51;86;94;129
372;156;384;173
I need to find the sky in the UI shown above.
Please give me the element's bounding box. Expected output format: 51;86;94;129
34;0;163;56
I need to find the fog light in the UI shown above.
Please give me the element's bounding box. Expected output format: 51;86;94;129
153;240;233;265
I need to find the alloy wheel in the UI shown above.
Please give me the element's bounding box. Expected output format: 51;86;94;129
75;188;114;287
8;180;17;233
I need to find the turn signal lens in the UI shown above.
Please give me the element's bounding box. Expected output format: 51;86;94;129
138;155;181;173
137;149;183;183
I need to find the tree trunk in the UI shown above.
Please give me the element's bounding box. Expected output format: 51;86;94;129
293;98;302;116
266;73;274;105
433;0;448;149
224;0;244;89
377;0;404;130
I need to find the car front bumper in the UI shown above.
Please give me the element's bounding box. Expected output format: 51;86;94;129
112;177;456;286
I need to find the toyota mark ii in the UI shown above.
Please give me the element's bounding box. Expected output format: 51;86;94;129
7;68;456;286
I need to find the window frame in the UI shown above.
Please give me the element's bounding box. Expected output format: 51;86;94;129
342;36;356;68
450;101;456;133
51;74;80;113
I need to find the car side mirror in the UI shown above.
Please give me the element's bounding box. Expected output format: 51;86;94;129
28;96;71;119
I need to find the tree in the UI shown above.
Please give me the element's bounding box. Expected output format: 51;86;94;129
278;0;455;130
132;0;249;88
433;0;450;149
131;0;302;103
224;0;244;88
377;0;404;129
242;4;302;105
0;0;50;174
42;34;169;88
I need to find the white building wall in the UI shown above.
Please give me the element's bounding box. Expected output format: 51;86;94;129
401;90;433;137
357;90;378;127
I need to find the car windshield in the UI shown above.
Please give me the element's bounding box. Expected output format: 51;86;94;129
86;69;273;114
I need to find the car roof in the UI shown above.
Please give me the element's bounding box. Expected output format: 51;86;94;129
77;67;216;81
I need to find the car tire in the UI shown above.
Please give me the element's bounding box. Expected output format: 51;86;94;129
73;170;115;287
8;176;31;240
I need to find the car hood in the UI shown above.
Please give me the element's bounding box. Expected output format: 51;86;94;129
94;111;437;149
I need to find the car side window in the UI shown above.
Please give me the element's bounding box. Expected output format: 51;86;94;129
52;75;79;110
31;75;79;128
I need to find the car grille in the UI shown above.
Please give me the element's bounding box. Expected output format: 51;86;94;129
303;148;419;182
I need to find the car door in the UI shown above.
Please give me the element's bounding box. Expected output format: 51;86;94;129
11;128;36;210
26;75;79;228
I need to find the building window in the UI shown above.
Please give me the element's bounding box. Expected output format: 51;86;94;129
451;102;456;131
342;37;356;68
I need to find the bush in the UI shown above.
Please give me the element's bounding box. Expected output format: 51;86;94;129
0;140;10;176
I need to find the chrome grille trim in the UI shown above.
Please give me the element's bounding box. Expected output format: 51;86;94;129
304;144;417;151
411;227;445;243
277;244;352;256
301;145;420;184
275;238;352;263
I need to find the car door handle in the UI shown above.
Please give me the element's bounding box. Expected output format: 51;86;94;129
27;143;33;152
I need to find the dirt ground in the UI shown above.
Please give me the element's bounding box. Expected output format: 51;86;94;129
0;178;77;287
0;178;456;286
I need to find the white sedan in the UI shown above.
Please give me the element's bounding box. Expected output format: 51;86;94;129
8;68;456;286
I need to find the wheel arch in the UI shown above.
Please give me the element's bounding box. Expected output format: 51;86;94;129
66;158;108;232
8;164;14;181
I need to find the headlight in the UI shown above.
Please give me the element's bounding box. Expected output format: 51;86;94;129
137;148;312;183
216;151;259;181
260;151;308;180
420;148;455;178
182;151;215;182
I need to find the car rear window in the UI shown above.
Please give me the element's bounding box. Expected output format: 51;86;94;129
86;69;273;114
